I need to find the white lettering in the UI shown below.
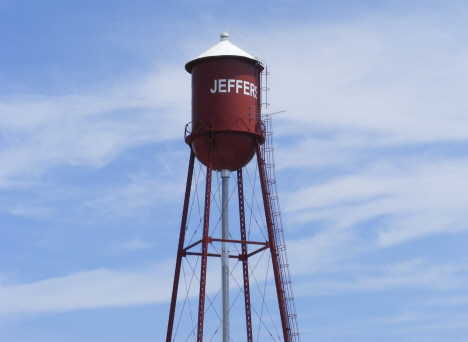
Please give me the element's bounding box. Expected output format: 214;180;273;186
236;80;242;93
243;81;250;95
210;79;217;93
218;79;226;92
210;79;257;98
228;79;235;92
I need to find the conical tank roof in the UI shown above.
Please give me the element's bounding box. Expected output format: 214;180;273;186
185;33;261;73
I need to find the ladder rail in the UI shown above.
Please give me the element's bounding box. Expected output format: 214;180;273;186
260;115;301;341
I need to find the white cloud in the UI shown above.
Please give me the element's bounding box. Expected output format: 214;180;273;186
286;230;356;275
0;255;274;324
82;170;186;217
423;294;468;307
293;259;468;296
121;237;152;251
281;155;468;248
2;3;468;340
0;67;190;189
0;263;173;320
264;12;468;145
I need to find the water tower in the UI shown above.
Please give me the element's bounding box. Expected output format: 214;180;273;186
166;32;300;342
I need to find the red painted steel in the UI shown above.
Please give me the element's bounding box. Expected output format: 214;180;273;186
185;57;264;171
256;143;291;342
237;169;253;342
210;238;267;246
166;151;195;342
197;136;213;342
185;247;268;259
166;139;299;341
167;36;300;341
184;240;268;260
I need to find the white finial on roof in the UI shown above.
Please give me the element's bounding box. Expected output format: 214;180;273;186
220;32;229;41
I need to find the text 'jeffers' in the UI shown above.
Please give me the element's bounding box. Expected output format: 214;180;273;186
210;79;258;99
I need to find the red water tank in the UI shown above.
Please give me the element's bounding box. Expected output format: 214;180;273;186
185;33;264;171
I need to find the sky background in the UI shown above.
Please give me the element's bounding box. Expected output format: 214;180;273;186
1;0;468;341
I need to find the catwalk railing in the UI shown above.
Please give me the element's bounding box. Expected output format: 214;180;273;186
260;115;300;341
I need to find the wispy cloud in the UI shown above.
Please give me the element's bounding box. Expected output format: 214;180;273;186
292;258;468;296
106;237;153;254
265;11;468;145
0;262;173;321
0;67;190;189
282;157;468;248
82;168;186;217
2;1;468;340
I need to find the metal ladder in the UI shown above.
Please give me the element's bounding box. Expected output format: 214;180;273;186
260;115;300;341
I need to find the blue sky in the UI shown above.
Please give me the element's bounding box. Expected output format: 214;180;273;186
1;0;468;341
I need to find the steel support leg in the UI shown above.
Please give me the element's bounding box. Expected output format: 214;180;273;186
220;169;230;342
237;169;253;342
197;137;213;342
166;150;196;342
256;143;290;342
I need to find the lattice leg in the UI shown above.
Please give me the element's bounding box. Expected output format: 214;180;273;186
167;150;196;342
197;137;213;342
256;143;290;342
237;169;253;342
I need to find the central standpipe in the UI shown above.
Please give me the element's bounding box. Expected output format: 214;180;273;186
220;169;230;342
